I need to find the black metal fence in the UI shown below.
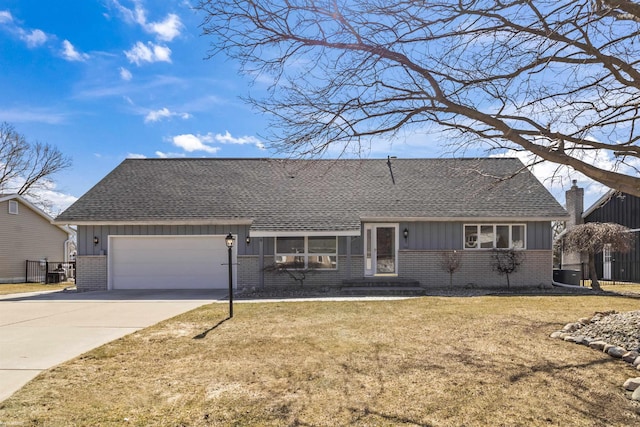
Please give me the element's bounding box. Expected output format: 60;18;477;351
25;260;76;284
558;262;640;286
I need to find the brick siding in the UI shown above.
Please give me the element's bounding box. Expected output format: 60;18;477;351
399;250;552;288
76;251;551;292
239;251;551;289
238;255;364;289
76;255;107;292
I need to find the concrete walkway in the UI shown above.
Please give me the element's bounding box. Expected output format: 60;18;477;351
0;289;226;402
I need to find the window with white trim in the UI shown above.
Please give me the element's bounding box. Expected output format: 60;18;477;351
8;200;18;215
464;224;525;249
275;236;338;269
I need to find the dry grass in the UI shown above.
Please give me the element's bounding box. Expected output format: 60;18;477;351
1;295;639;426
601;282;640;294
0;282;71;295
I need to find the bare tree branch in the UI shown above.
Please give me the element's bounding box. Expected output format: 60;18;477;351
197;0;640;196
0;122;72;197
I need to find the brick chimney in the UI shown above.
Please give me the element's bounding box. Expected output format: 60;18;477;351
561;180;585;269
565;179;584;229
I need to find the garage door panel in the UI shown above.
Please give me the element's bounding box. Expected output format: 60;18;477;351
110;236;231;290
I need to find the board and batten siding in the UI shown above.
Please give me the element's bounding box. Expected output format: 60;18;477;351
0;199;70;282
77;224;254;256
399;221;552;250
80;221;553;257
584;193;640;282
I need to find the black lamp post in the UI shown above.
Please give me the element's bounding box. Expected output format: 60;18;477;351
225;233;235;318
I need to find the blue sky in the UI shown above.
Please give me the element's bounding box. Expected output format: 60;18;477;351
0;0;610;214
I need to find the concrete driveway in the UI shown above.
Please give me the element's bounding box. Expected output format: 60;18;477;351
0;289;227;402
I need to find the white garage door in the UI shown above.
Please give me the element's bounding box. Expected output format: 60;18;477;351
109;235;233;290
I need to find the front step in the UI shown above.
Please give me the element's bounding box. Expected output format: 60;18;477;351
340;286;426;296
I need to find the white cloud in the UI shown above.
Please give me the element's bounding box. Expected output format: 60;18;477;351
22;29;47;47
147;13;182;42
61;40;89;62
126;153;147;159
155;151;186;158
172;131;266;150
0;107;68;124
111;1;183;41
124;41;171;65
119;67;133;81
1;11;49;49
214;130;266;150
144;107;191;123
15;181;78;216
0;10;13;23
171;133;220;154
145;107;172;123
491;148;620;207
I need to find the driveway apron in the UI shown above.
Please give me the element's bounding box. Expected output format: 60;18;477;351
0;289;225;402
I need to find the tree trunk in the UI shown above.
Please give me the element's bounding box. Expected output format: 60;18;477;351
588;253;601;291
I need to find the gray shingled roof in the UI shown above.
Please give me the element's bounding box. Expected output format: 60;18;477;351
55;158;568;233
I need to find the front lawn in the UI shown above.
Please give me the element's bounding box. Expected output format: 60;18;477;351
0;282;72;295
1;295;639;426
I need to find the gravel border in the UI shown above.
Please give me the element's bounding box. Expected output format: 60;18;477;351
236;284;640;300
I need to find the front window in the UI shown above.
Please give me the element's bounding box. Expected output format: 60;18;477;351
275;236;337;269
464;224;526;249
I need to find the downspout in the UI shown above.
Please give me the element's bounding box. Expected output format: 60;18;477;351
259;237;264;288
62;226;74;262
64;238;71;263
552;280;592;289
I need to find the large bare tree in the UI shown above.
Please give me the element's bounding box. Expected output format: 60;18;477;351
197;0;640;196
0;122;71;198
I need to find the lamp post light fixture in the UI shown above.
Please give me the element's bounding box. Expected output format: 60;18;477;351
225;233;235;318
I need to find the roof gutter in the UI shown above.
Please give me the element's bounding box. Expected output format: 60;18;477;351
360;216;569;222
53;219;254;226
250;230;361;237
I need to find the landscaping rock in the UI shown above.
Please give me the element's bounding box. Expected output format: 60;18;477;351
589;341;607;351
562;322;582;333
579;311;639;351
633;387;640;402
576;336;592;346
606;346;627;358
622;351;639;364
550;331;563;339
623;378;640;391
635;356;640;367
564;335;589;345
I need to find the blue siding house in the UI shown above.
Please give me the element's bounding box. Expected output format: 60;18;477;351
55;158;568;291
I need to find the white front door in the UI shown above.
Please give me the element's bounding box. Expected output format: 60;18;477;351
603;244;612;280
364;224;399;276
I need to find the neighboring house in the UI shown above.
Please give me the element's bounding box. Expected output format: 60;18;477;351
54;158;568;292
583;190;640;282
0;194;76;283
